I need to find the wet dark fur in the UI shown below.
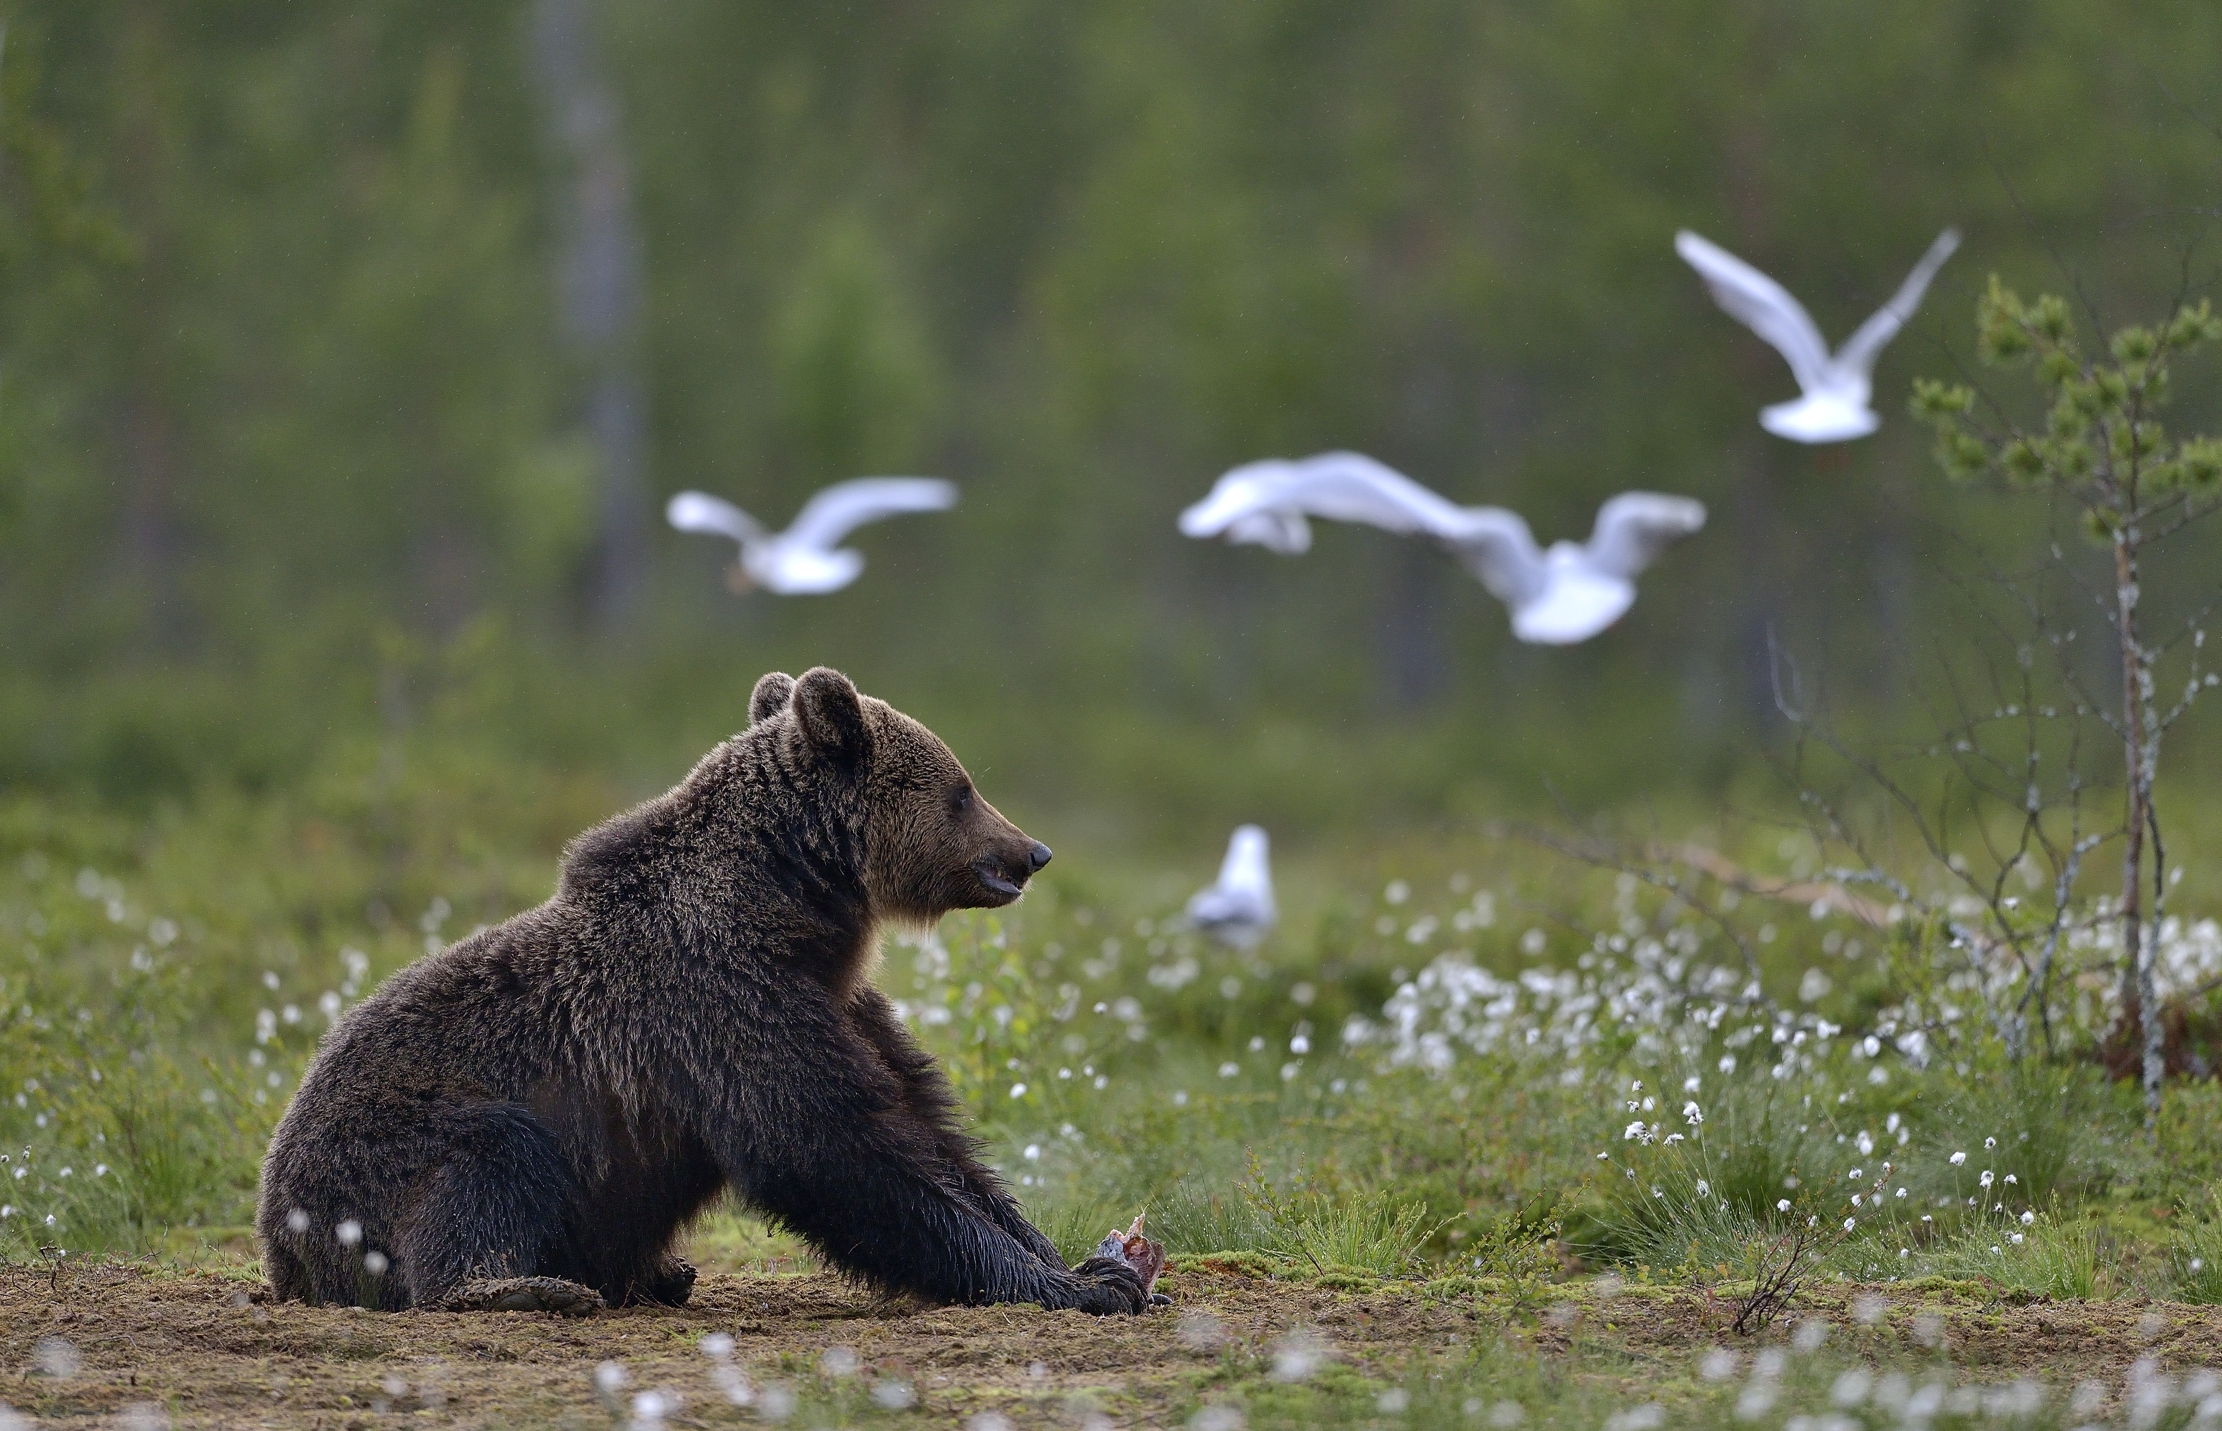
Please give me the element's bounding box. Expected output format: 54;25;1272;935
256;668;1144;1315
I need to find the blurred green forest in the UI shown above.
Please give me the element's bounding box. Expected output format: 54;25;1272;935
2;1;2220;851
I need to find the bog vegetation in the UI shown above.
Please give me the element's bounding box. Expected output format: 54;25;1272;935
11;741;2222;1425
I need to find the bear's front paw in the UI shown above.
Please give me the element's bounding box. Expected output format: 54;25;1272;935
632;1255;698;1308
1058;1256;1149;1316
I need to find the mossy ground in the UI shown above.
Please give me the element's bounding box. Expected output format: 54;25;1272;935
7;1253;2220;1429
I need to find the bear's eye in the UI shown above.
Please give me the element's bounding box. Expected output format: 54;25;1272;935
950;784;974;814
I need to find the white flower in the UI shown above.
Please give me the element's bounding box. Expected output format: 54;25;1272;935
1844;1217;1856;1231
1777;1199;1792;1212
1950;1151;1967;1165
2009;1232;2024;1245
1696;1180;1711;1198
1848;1168;1863;1180
1623;1121;1645;1141
1682;1101;1703;1124
1979;1170;1994;1188
1984;1136;1997;1149
2020;1211;2035;1226
1895;1188;1908;1199
2004;1174;2018;1185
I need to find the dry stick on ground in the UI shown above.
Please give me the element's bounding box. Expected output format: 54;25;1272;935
1732;1218;1842;1336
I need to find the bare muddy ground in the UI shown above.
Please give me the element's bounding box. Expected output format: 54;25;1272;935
4;1255;2222;1428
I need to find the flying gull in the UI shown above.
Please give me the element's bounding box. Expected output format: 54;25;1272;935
666;478;957;595
1675;227;1961;443
1178;451;1705;645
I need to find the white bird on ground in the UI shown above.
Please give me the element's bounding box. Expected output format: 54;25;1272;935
1675;227;1961;443
1178;451;1705;645
666;478;957;595
1186;825;1276;949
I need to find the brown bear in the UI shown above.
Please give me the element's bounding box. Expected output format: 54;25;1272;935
255;667;1148;1316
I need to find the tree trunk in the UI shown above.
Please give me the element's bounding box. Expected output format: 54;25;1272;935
2113;531;2160;1119
530;0;650;634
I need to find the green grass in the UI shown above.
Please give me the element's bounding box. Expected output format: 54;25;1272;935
7;772;2222;1346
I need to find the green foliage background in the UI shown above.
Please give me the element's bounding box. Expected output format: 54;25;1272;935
2;1;2219;849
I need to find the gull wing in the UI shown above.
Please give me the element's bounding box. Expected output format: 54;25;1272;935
1184;451;1545;602
1831;227;1961;381
1224;508;1313;553
666;491;766;546
1266;451;1478;538
1675;230;1833;393
1179;460;1307;543
1268;452;1556;604
1181;451;1473;549
1580;492;1707;580
780;478;957;552
1437;506;1547;606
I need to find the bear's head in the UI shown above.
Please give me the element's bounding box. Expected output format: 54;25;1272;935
749;668;1051;922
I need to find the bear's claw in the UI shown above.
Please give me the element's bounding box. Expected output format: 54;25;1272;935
431;1276;604;1316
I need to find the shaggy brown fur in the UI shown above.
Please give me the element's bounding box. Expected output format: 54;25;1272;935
256;668;1147;1316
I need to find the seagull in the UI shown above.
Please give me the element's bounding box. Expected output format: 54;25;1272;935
1178;451;1705;645
1185;825;1276;949
666;478;957;595
1675;227;1961;443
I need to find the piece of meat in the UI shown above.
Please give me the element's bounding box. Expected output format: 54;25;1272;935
1091;1214;1167;1296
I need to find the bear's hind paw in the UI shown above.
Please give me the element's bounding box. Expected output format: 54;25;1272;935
432;1276;604;1317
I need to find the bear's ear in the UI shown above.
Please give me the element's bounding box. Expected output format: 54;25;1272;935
748;672;796;726
792;667;867;760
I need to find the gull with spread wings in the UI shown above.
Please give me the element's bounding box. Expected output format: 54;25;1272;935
666;479;957;595
1179;452;1705;645
1675;227;1961;443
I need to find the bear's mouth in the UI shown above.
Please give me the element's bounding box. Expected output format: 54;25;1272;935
971;859;1027;903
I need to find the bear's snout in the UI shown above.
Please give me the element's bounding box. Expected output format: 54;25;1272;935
969;836;1049;906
